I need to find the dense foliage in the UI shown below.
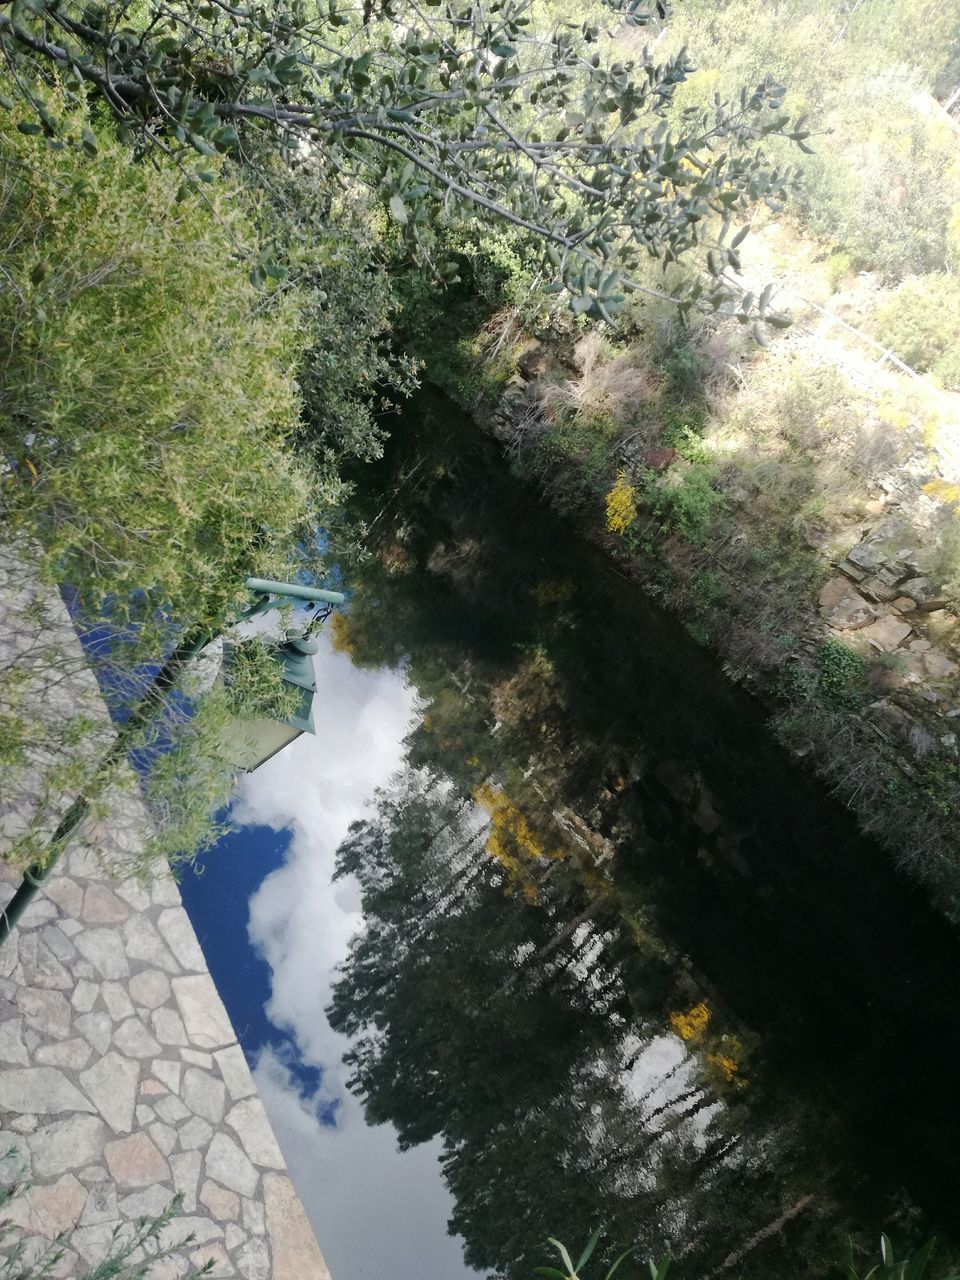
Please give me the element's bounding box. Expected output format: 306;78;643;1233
0;0;810;322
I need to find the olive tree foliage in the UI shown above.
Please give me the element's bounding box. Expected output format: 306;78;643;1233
0;0;809;327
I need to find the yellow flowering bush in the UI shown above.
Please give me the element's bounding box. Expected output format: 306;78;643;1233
473;783;563;897
706;1051;739;1082
669;1001;711;1043
605;472;638;536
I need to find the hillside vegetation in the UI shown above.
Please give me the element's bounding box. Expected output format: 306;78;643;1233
422;0;960;910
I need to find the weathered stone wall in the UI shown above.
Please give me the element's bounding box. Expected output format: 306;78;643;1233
0;568;332;1279
0;846;332;1279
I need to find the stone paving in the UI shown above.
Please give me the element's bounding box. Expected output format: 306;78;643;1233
0;837;332;1279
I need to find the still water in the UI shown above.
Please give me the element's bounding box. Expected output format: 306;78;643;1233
183;389;960;1280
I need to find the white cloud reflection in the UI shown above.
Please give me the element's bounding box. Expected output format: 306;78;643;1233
232;636;476;1280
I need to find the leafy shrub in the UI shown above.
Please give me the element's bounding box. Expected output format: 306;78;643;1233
798;100;958;280
815;638;869;708
653;463;724;541
872;275;960;388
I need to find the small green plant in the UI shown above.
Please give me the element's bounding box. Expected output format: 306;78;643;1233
535;1231;666;1280
0;1185;212;1278
815;638;869;708
653;464;724;542
844;1234;960;1280
825;251;852;293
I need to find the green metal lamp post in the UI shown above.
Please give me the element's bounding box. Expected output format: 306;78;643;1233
0;575;344;944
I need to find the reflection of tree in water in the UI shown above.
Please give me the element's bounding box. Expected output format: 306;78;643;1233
326;394;960;1278
327;770;825;1279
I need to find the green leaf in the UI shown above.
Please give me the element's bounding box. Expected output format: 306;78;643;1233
534;1270;569;1279
731;224;750;248
648;1256;670;1280
388;194;408;225
605;1247;638;1280
905;1239;936;1280
881;1237;895;1269
547;1239;576;1275
16;122;43;136
576;1230;602;1273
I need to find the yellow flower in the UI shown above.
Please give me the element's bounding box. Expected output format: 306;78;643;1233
669;1001;710;1043
707;1051;738;1082
605;471;637;536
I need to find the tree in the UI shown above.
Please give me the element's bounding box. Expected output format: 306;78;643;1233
0;0;808;324
0;85;387;874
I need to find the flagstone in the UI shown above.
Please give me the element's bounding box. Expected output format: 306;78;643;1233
71;1221;122;1267
151;1006;189;1046
18;932;72;990
79;1182;119;1227
130;968;171;1009
79;1051;140;1134
264;1172;332;1280
114;1016;162;1058
225;1222;246;1251
150;874;182;908
237;1237;270;1280
119;1184;172;1219
178;1116;213;1151
158;908;206;972
29;1114;106;1177
154;1094;190;1124
214;1045;256;1101
181;1048;213;1069
151;1058;181;1093
204;1132;258;1198
190;1242;232;1278
122;916;179;973
0;1067;95;1115
170;1149;203;1213
75;928;129;980
200;1179;240;1222
35;1037;93;1070
71;979;99;1013
81;885;130;925
0;1016;29;1064
102;981;135;1021
225;1099;284;1169
42;877;84;918
148;1121;178;1157
40;925;76;963
5;1173;87;1237
182;1066;226;1125
242;1197;265;1235
104;1132;170;1188
172;974;235;1050
15;988;71;1038
75;1011;113;1055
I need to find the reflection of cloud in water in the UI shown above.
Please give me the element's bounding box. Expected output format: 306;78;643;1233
232;635;476;1280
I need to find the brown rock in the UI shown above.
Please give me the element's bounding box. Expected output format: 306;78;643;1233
860;615;913;652
818;578;877;630
891;596;917;612
200;1178;240;1221
103;1132;170;1189
81;885;131;925
4;1173;86;1236
264;1172;332;1280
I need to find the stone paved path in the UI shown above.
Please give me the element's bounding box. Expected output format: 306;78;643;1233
0;844;332;1279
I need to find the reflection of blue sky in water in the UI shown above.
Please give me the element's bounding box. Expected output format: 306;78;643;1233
180;635;477;1280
